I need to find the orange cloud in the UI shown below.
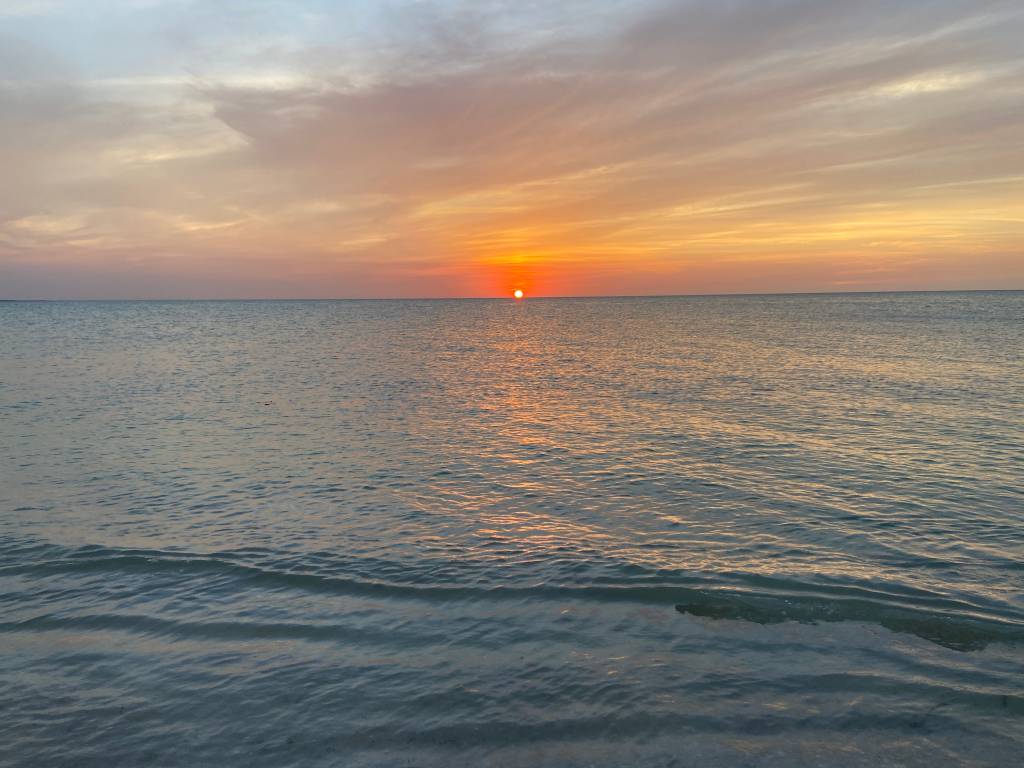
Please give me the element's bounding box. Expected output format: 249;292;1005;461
1;0;1022;297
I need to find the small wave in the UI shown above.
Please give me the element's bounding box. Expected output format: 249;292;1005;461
7;542;1023;652
674;588;1024;652
0;613;405;647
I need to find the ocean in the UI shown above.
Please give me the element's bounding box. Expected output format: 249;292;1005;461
1;292;1021;766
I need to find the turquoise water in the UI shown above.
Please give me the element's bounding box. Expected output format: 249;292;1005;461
1;292;1022;766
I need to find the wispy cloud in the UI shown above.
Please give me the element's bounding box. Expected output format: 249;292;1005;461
1;0;1022;297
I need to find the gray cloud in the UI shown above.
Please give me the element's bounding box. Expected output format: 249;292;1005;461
1;0;1022;296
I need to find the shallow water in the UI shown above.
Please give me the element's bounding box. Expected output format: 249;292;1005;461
1;292;1022;767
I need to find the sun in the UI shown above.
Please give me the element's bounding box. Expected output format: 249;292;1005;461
513;289;525;299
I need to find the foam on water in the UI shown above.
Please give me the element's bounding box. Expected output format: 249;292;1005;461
1;293;1022;766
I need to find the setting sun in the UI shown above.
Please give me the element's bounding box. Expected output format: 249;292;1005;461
513;289;525;299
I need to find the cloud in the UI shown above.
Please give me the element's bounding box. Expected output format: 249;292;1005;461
1;0;1022;296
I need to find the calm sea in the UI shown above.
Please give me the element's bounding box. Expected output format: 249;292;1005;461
1;292;1022;767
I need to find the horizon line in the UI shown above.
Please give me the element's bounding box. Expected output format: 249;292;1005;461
1;287;1022;302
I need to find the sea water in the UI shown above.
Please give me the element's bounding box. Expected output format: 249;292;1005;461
1;292;1022;767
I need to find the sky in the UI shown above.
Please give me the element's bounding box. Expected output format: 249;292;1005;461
1;0;1022;298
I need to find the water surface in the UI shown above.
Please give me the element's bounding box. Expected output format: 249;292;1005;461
1;293;1022;766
